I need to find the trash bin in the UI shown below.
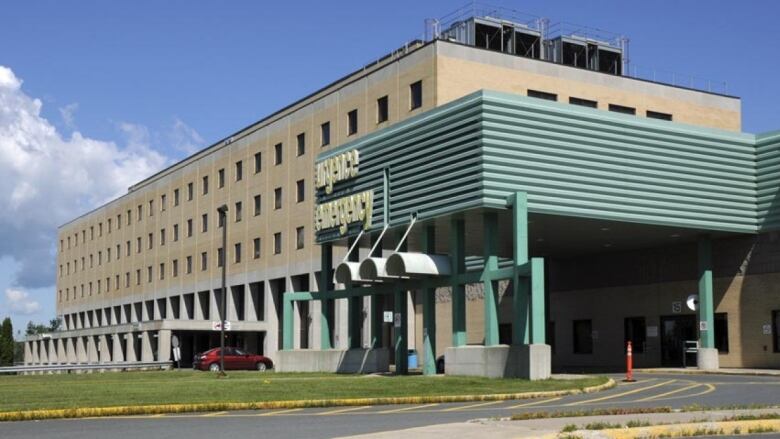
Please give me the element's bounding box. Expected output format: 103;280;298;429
407;349;418;369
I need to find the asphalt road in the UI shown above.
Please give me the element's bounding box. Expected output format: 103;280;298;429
3;372;780;439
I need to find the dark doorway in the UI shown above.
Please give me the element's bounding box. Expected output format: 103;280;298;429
660;315;697;367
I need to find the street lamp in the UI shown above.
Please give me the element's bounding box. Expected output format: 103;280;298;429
216;204;228;376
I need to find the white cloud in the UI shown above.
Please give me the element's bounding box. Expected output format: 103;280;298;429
0;65;170;294
168;117;205;155
59;102;79;130
5;288;41;315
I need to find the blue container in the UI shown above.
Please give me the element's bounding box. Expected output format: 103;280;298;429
407;349;418;369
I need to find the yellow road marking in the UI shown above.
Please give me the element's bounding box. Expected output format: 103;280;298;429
507;397;562;409
634;382;701;402
377;403;439;414
655;383;716;402
201;411;228;417
441;400;503;412
316;406;369;416
256;408;303;416
563;379;675;406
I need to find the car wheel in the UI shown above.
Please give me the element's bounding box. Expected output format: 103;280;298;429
209;363;221;372
256;362;267;372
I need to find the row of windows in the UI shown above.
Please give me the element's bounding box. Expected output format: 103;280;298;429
58;228;307;302
527;89;674;121
59;80;425;254
61;178;307;257
60;223;307;280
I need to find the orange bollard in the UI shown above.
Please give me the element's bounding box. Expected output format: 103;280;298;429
623;340;636;382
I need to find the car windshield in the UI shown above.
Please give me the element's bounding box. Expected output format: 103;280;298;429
234;348;247;355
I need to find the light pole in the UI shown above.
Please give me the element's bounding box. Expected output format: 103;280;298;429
216;204;228;376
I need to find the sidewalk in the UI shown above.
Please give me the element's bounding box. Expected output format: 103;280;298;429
337;408;780;439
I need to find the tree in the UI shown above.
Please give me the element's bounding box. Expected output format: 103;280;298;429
25;319;61;336
0;318;13;366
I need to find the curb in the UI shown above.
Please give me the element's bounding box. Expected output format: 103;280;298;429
0;378;615;423
578;418;780;439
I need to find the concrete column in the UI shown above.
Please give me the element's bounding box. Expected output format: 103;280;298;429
483;211;499;346
193;291;203;320
125;334;138;362
23;341;31;365
211;289;222;322
282;291;294;350
227;286;238;322
697;236;719;370
39;340;49;364
141;331;154;362
76;337;87;363
310;272;322;349
265;281;279;359
31;340;40;364
87;336;99;363
112;334;125;363
56;338;66;364
157;330;172;362
98;335;111;363
530;258;546;344
66;338;77;363
510;192;530;345
245;283;257;321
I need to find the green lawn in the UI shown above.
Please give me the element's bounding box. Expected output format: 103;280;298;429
0;371;607;412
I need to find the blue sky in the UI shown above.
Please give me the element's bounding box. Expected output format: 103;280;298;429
0;0;778;335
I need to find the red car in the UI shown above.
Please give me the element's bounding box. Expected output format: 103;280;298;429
193;347;273;372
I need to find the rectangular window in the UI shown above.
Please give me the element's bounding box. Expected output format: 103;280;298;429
200;252;207;271
273;232;282;254
377;95;389;123
201;214;208;232
99;222;102;236
254;152;262;173
296;226;304;249
347;109;358;136
296;133;305;156
187;219;193;237
187;182;194;200
234;242;241;263
253;195;261;216
528;89;557;101
410;80;423;110
161;194;167;211
98;251;102;265
573;319;593;354
160;228;166;246
174;188;180;206
147;233;153;249
117;214;121;229
107;218;112;233
274;143;283;165
202;175;209;195
136;269;141;285
186;255;192;274
147;266;152;283
253;237;261;259
159;263;165;280
90;226;94;239
569;96;598;108
217;247;224;268
218;168;225;188
136;237;141;253
296;179;305;203
148;200;154;216
219;211;225;228
116;244;120;259
173;224;179;241
320;122;330;146
126;240;131;256
609;104;636;115
623;317;646;353
125;272;130;288
715;313;729;353
235;201;242;222
235;160;243;181
647;110;673;121
274;187;282;210
172;259;178;277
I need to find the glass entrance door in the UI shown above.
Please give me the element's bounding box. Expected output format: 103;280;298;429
660;315;697;367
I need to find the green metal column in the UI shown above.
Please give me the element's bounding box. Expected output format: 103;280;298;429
394;230;408;375
510;193;530;345
450;218;466;347
530;257;546;344
698;237;715;349
282;293;294;350
320;243;333;350
369;235;382;349
483;211;499;346
347;237;361;349
422;225;437;375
